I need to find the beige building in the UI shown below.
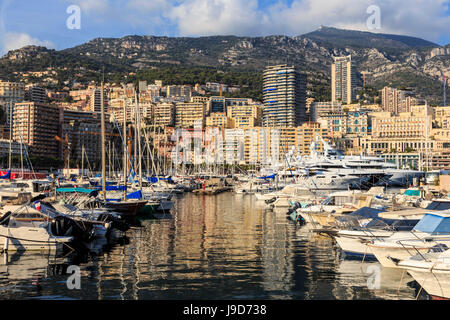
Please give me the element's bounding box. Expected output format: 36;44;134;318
361;105;435;154
153;103;175;127
206;112;234;128
0;81;25;125
226;104;262;128
381;86;418;114
175;102;205;128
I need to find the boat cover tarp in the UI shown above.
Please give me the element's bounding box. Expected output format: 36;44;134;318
89;180;117;187
127;190;143;200
258;174;276;180
145;176;173;183
404;189;421;196
349;206;385;219
94;185;127;191
413;214;450;234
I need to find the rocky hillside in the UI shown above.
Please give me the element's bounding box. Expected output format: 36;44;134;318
0;27;448;104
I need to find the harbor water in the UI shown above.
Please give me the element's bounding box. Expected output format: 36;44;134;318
0;193;428;300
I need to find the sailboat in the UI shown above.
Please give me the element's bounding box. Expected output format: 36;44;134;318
95;83;147;217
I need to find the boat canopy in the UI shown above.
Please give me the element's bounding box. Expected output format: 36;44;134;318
413;213;450;234
56;187;93;193
258;174;276;180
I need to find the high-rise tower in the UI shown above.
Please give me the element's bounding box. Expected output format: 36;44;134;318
262;65;306;127
331;56;356;104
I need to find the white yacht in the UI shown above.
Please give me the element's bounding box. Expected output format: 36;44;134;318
287;138;424;188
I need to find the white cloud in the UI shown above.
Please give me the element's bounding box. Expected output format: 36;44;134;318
168;0;261;36
65;0;109;13
164;0;450;43
0;32;55;55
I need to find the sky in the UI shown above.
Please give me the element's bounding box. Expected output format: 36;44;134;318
0;0;449;56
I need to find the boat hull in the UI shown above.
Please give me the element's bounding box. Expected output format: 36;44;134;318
335;236;375;258
407;269;450;299
0;226;72;253
368;245;430;268
103;200;148;216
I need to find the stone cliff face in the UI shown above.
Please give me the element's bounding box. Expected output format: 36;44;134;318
1;27;448;103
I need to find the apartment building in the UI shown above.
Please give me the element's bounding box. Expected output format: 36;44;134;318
206;112;234;128
0;81;25;125
153;103;175;127
175;102;205;128
381;86;418;114
13;102;60;158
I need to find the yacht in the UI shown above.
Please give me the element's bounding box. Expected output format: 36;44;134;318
287;138;424;188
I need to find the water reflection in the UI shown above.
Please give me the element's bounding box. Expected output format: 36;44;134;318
0;193;432;299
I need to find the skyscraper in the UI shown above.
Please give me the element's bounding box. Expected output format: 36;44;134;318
331;56;356;104
262;65;306;127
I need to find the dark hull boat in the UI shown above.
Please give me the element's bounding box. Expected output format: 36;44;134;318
101;200;148;217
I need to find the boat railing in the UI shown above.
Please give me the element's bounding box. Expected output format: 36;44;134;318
395;237;450;262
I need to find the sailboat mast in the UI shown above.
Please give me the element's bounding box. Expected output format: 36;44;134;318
8;101;12;172
123;95;127;201
101;81;107;201
81;144;85;177
135;90;142;192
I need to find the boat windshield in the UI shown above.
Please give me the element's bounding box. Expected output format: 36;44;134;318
425;201;450;211
321;197;335;205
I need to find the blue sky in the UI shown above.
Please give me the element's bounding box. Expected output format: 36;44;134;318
1;0;449;55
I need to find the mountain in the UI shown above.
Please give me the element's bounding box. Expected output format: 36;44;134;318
303;26;438;50
0;27;449;104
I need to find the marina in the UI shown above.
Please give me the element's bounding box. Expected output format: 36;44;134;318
1;117;450;300
0;161;449;300
0;192;430;300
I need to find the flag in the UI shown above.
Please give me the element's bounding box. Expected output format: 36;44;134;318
34;201;42;211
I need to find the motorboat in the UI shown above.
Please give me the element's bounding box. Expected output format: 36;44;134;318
398;248;450;299
297;190;373;226
0;205;73;253
368;212;450;268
